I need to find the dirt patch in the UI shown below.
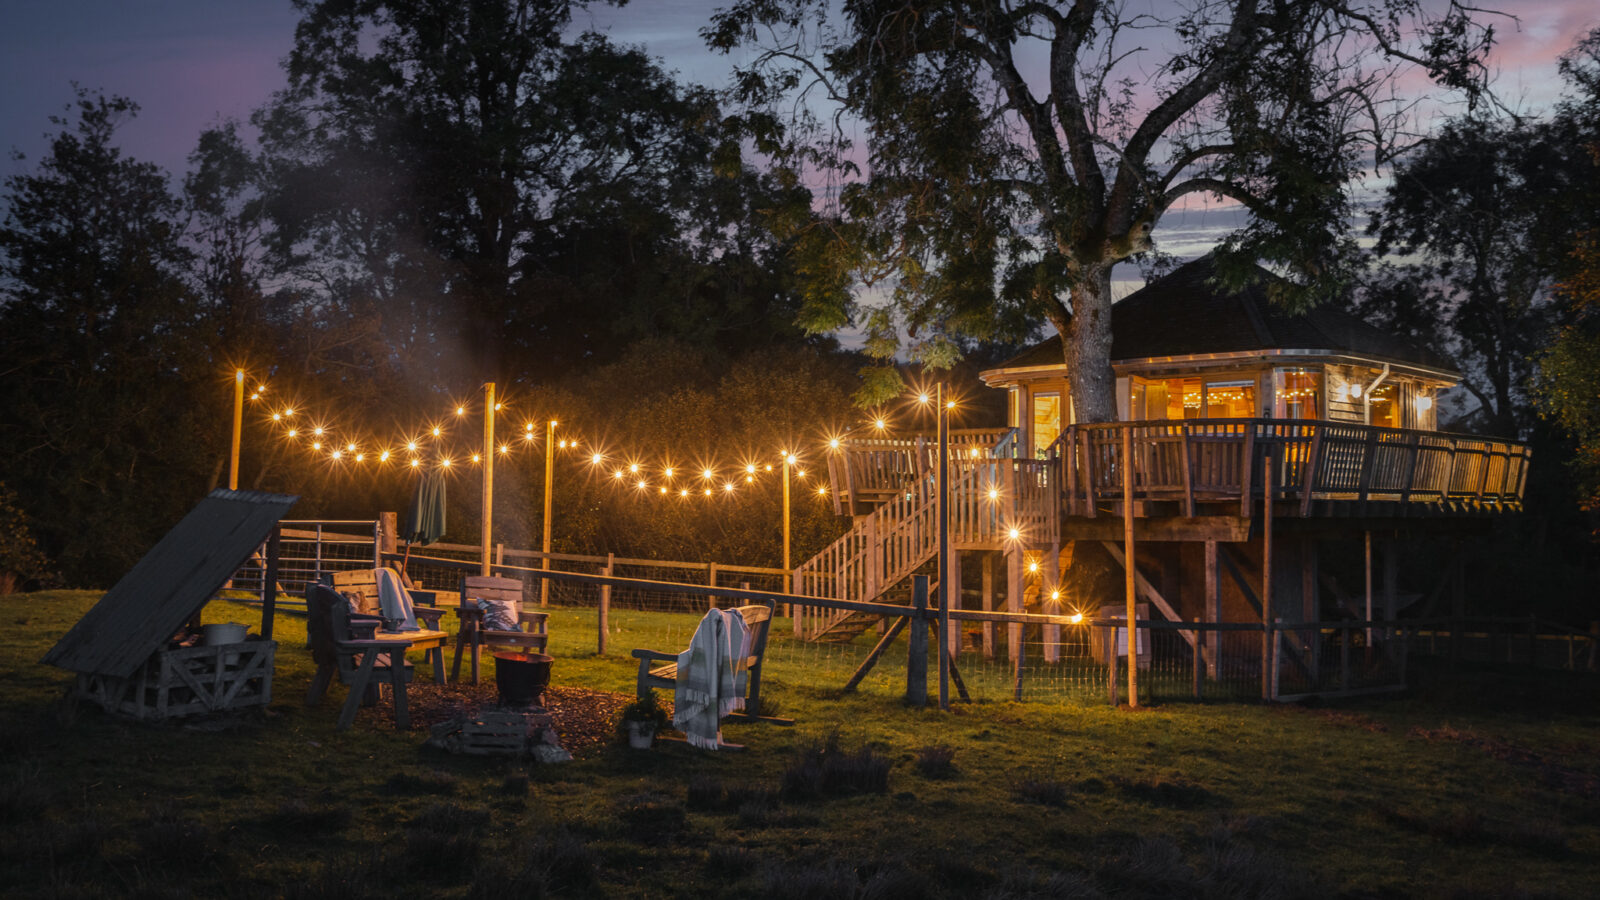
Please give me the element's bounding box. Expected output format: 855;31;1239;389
370;682;664;757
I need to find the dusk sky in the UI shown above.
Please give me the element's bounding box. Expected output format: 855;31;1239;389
1;0;1594;273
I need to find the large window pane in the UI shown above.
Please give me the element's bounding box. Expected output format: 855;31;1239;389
1204;380;1255;418
1368;382;1398;428
1033;393;1061;457
1280;370;1321;419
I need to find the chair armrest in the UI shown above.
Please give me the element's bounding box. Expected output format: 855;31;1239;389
337;638;412;651
347;620;380;639
630;648;678;662
413;607;444;629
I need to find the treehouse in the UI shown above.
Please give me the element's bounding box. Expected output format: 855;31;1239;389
807;256;1529;692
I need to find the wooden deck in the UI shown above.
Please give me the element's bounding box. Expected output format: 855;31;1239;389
1058;419;1528;518
824;419;1527;527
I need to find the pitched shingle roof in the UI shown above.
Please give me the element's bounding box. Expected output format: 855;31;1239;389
991;256;1455;374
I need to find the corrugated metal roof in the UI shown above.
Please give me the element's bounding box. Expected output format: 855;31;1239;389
42;488;298;678
989;256;1457;375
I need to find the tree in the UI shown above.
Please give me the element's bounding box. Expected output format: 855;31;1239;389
1538;229;1600;516
0;90;222;584
255;0;817;385
1360;116;1567;437
707;0;1497;417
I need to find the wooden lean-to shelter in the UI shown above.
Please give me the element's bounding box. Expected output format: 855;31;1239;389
804;256;1528;696
43;488;297;719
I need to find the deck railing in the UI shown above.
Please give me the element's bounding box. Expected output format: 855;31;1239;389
1058;418;1529;516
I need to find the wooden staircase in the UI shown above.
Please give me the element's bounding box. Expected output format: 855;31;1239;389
794;453;1060;642
794;466;955;641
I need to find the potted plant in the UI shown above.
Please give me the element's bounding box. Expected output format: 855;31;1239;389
616;690;670;749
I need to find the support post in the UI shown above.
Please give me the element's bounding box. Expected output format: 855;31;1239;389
981;552;996;659
598;555;612;656
937;382;951;711
1043;546;1061;663
1364;530;1374;649
906;575;929;707
1262;449;1273;702
1205;540;1220;678
541;418;555;606
260;527;281;640
1122;426;1138;707
481;382;495;577
230;369;243;491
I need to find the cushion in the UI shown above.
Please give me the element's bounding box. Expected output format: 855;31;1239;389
476;597;519;632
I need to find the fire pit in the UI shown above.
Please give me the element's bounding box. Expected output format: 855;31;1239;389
493;652;553;707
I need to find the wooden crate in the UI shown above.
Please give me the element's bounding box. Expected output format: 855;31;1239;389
428;708;555;756
75;640;277;720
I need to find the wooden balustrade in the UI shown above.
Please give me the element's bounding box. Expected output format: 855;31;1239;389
1060;419;1528;517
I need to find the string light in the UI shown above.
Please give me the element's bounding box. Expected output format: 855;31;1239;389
456;406;465;416
440;457;452;468
471;453;481;463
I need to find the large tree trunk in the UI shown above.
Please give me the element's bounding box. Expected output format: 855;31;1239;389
1063;264;1118;424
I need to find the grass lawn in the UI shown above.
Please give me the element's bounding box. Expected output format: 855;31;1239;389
2;590;1598;898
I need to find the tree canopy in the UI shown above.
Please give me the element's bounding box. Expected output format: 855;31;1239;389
708;0;1498;417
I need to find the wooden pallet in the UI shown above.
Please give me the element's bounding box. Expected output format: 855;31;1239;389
75;640;277;720
427;708;557;756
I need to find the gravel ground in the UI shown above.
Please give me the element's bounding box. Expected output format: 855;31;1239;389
374;681;667;757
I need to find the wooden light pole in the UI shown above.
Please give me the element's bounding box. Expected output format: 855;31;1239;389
937;382;951;711
1123;425;1138;708
782;452;793;573
229;369;244;490
541;419;556;607
480;382;495;577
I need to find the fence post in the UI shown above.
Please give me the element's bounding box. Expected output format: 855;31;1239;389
1107;623;1120;707
906;575;929;706
792;570;803;639
495;543;504;567
1270;618;1282;702
708;562;718;611
1193;624;1203;700
598;553;613;656
1341;624;1351;692
261;527;282;641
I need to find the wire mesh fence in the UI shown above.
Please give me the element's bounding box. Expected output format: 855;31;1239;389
231;520;1595;708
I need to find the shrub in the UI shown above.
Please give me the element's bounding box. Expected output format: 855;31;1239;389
0;482;49;594
781;732;890;801
914;745;958;779
1012;779;1070;808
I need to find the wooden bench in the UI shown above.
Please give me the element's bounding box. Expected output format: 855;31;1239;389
304;583;414;730
631;601;792;726
452;575;550;684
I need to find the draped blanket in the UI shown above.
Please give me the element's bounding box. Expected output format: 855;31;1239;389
374;566;420;631
673;609;750;750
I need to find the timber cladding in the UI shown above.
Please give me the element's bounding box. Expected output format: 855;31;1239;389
42;488;298;679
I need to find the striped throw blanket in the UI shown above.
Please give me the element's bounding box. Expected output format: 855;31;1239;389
673;609;751;750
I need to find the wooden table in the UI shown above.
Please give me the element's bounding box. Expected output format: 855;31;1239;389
372;628;449;683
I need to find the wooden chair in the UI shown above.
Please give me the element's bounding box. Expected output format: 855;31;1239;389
326;568;445;631
452;574;550;684
303;584;414;730
631;601;792;726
